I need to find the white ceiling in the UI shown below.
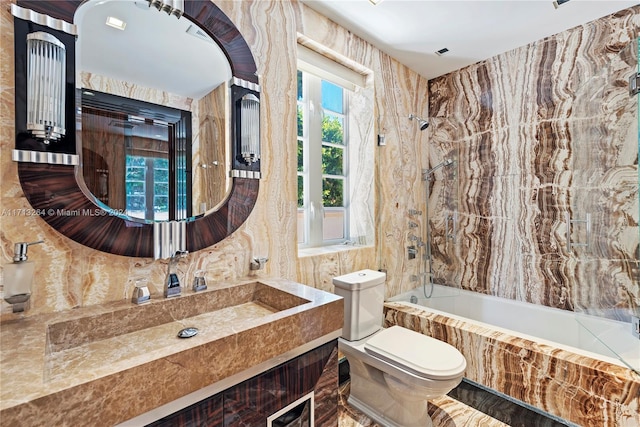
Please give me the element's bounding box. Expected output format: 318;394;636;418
300;0;639;80
73;0;638;97
75;0;231;99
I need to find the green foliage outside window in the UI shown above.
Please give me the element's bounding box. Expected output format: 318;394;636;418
321;115;344;207
298;175;304;208
322;115;343;145
322;146;343;175
323;178;343;207
298;115;345;209
297;105;304;138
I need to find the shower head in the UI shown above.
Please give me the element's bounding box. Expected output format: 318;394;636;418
408;114;429;131
423;158;453;179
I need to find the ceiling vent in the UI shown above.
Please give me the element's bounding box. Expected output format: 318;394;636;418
435;48;449;56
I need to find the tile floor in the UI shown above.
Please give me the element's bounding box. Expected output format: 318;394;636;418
338;380;570;427
338;382;509;427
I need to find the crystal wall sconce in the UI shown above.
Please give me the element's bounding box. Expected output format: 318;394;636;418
240;93;261;165
26;32;66;144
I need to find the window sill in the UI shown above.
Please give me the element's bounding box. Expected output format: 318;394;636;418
297;244;372;258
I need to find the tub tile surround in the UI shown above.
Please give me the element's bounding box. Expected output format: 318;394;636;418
0;278;343;426
384;303;640;427
427;6;640;320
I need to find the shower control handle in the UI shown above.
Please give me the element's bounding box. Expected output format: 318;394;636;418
565;212;591;252
445;211;457;242
407;245;417;260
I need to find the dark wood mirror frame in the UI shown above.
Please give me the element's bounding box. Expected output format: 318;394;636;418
14;0;260;257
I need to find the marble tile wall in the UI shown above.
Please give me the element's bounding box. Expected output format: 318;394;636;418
0;0;428;318
3;1;638;322
427;6;640;319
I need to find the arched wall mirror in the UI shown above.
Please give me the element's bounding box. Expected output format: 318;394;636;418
76;0;233;221
12;0;262;258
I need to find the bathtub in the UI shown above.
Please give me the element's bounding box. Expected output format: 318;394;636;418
389;285;639;372
384;285;640;427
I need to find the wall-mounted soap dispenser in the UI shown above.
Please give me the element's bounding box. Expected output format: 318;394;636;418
3;240;43;312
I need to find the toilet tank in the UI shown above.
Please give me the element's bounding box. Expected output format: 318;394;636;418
333;269;386;341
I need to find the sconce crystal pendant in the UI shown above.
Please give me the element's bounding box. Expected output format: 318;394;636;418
26;32;66;144
240;93;260;165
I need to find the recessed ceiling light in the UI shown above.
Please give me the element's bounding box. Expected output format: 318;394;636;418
105;16;126;31
435;48;450;56
553;0;570;9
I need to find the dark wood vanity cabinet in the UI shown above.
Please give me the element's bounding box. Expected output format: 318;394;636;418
147;340;339;427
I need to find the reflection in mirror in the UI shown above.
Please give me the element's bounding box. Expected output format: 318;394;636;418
81;90;192;220
74;0;232;221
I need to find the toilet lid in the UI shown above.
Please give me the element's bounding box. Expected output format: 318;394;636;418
364;326;466;380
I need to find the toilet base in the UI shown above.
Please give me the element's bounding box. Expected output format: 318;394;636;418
339;334;464;427
347;394;433;427
346;355;434;427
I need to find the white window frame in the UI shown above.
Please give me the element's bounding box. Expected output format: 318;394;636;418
297;69;350;248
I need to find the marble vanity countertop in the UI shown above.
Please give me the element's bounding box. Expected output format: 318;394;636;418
0;277;343;426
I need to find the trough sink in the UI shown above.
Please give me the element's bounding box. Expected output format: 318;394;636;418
44;281;311;382
1;277;343;426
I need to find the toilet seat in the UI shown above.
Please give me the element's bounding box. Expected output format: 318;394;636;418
364;326;466;380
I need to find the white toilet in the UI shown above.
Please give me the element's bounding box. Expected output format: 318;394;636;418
334;269;466;427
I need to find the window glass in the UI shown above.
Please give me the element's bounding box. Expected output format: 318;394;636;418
321;80;343;113
297;105;304;138
322;146;343;175
323;211;345;240
154;159;169;182
322;177;343;207
322;114;344;145
297;175;304;208
297;70;349;247
127;166;145;181
125;155;172;221
297;139;304;172
126;181;144;196
297;70;303;100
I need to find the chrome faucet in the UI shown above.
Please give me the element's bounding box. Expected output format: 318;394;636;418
192;269;207;292
165;250;188;298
